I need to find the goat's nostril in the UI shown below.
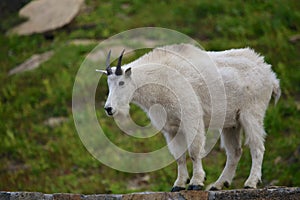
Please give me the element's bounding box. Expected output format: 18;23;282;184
104;107;113;115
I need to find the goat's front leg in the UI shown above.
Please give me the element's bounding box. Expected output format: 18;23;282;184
165;132;190;192
172;152;189;192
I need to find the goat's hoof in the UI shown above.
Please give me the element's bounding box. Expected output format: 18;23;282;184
224;181;230;188
187;185;203;191
209;186;219;191
185;178;190;184
171;186;185;192
244;186;255;189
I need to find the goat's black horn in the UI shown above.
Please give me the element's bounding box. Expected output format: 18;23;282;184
115;49;125;76
106;50;112;75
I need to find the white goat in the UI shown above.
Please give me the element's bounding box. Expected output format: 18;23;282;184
97;44;281;191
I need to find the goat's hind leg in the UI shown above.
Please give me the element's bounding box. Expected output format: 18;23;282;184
208;125;242;190
240;112;266;189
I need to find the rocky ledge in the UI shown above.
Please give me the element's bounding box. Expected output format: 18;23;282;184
1;187;299;200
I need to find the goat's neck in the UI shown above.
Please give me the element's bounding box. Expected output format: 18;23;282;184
131;83;155;113
130;68;161;113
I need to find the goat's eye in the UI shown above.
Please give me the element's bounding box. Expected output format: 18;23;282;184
119;81;125;86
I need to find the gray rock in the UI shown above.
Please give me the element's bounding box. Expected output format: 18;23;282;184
69;39;99;46
1;187;299;200
52;193;82;200
208;187;300;200
43;117;68;128
82;194;122;200
10;0;84;35
9;192;44;200
8;51;53;75
0;192;10;200
87;46;133;63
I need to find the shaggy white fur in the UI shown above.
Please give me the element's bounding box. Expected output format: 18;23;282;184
101;44;280;191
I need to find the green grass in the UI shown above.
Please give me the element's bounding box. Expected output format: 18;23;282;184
1;0;300;194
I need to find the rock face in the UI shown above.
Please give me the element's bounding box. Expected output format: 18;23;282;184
10;0;84;35
1;187;299;200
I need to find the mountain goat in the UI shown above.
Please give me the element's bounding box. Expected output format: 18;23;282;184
97;44;280;191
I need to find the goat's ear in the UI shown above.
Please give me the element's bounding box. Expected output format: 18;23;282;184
96;69;107;75
125;67;131;77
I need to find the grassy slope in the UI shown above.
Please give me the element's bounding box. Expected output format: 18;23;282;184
0;0;299;194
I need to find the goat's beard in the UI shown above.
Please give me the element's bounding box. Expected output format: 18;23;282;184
113;109;136;134
113;106;130;124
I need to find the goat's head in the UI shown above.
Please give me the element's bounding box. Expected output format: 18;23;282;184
97;50;133;117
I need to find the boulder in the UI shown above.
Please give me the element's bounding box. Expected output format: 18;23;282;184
10;0;84;35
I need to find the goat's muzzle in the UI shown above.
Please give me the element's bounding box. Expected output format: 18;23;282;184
104;106;114;116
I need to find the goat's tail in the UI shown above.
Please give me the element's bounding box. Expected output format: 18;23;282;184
272;75;281;105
